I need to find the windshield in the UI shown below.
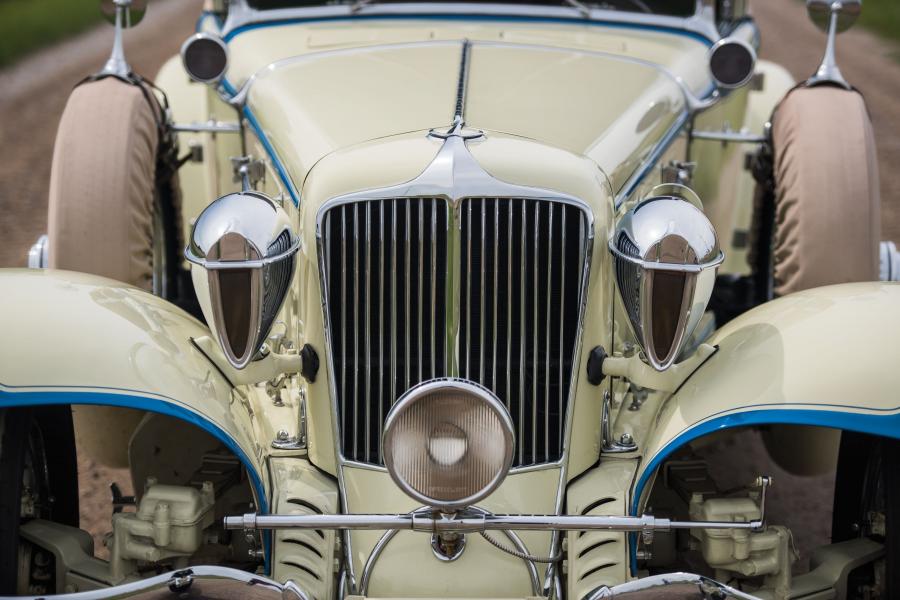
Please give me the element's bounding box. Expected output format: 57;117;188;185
245;0;697;18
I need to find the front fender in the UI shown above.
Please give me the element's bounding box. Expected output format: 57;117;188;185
634;282;900;513
0;269;269;513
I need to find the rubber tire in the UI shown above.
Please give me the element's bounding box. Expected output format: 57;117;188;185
0;407;79;595
832;432;900;597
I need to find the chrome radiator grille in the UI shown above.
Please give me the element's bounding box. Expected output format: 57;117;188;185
321;198;589;467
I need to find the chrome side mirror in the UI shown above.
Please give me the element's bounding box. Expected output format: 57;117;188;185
806;0;861;89
100;0;147;27
807;0;861;33
610;196;723;371
186;192;299;369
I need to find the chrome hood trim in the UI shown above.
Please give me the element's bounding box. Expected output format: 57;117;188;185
236;38;699;198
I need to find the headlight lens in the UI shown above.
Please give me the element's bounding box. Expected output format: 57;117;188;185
382;380;515;512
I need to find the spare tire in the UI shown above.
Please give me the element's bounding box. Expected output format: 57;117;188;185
47;76;181;469
48;75;180;295
755;85;881;477
769;85;880;296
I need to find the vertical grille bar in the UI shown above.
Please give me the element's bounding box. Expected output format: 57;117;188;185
323;197;587;467
519;201;526;466
545;204;553;462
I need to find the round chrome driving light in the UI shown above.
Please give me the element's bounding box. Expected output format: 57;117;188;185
181;33;229;84
610;196;723;371
382;380;515;512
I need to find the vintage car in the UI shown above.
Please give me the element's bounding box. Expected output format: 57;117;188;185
3;0;899;598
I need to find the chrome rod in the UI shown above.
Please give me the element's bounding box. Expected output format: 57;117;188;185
465;202;473;379
405;201;411;390
431;200;437;379
225;513;764;533
340;209;347;442
492;199;499;393
418;198;425;383
352;205;360;458
364;202;372;462
171;120;241;133
479;199;487;384
691;129;766;143
391;201;397;405
519;201;526;465
505;199;513;412
532;201;539;464
559;209;566;448
378;201;385;463
545;203;553;462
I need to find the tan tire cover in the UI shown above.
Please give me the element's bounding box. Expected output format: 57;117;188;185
771;86;880;295
48;77;161;468
764;86;881;476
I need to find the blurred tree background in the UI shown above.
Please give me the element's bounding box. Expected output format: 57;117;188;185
0;0;103;67
858;0;900;51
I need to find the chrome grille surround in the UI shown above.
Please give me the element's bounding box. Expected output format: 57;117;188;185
314;131;594;590
319;196;590;469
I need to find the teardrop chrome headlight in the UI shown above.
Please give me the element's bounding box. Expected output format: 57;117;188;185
610;196;723;371
186;192;299;369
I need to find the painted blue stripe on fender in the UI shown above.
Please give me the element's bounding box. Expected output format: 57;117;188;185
0;385;272;574
628;407;900;574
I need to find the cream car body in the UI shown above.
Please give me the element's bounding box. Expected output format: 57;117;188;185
3;1;895;599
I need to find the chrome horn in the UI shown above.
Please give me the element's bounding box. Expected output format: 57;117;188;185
610;196;723;371
186;192;299;369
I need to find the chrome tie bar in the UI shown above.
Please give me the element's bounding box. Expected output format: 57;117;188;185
224;511;764;533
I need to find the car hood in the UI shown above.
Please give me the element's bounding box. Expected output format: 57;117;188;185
244;38;697;198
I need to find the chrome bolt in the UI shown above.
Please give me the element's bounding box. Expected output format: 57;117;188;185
276;430;290;441
620;433;634;445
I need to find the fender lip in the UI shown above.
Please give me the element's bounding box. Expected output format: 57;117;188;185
0;566;311;600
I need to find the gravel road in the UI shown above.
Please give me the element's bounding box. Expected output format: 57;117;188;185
0;0;895;569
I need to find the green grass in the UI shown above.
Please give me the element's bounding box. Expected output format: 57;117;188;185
0;0;104;68
858;0;900;45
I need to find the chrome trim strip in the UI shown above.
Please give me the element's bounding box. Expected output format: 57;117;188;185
608;243;725;273
184;238;300;269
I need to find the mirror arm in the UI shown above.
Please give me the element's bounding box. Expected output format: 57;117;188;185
807;3;851;89
100;0;132;77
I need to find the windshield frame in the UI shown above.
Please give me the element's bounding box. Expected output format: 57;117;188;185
221;1;718;44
